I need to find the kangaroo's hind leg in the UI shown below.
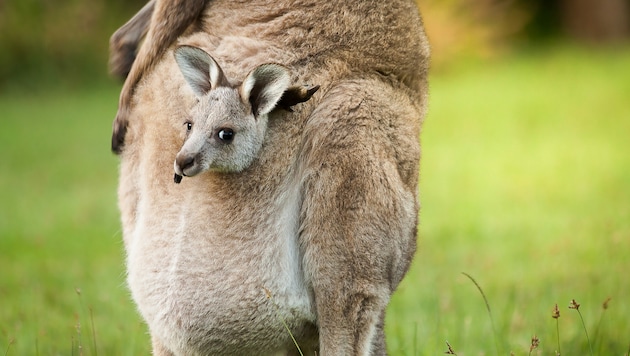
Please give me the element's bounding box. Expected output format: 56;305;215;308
299;78;421;355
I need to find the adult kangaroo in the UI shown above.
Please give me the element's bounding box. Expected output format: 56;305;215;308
113;1;430;354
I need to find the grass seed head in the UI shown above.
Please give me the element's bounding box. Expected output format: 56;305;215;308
445;340;457;355
552;304;560;319
602;297;611;310
569;299;580;310
530;335;540;352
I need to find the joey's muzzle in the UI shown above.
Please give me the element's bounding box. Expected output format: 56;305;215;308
174;151;200;183
176;154;195;172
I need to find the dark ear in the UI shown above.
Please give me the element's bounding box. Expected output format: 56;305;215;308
111;117;127;154
277;85;320;111
174;45;228;96
240;64;291;117
108;0;156;80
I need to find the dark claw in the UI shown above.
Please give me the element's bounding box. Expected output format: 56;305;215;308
174;173;183;184
305;84;320;98
277;84;320;111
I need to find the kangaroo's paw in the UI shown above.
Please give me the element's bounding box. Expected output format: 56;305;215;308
111;107;129;154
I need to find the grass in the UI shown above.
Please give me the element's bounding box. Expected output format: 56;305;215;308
1;45;629;354
386;45;630;354
0;85;150;354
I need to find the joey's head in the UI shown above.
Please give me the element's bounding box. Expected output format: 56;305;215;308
172;45;291;183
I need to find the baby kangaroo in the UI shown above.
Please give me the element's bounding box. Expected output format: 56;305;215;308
172;45;318;183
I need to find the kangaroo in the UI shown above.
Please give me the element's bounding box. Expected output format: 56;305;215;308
113;1;430;355
172;45;319;183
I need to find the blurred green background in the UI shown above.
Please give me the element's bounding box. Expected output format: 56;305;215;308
1;0;629;354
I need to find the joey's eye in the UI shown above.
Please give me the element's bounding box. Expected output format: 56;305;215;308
217;128;234;143
185;122;193;131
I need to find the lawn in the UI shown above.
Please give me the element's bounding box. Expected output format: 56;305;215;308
1;46;629;355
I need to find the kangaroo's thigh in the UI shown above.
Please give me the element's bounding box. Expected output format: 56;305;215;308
299;78;422;355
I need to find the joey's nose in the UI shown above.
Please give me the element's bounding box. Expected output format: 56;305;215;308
176;155;195;173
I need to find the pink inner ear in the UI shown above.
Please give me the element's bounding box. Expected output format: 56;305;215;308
208;56;229;89
241;64;291;117
175;46;230;96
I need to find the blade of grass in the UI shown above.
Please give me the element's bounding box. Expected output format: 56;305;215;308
569;299;593;356
4;338;15;356
593;297;611;354
262;288;304;356
461;272;500;356
552;303;561;356
413;322;418;356
90;307;98;356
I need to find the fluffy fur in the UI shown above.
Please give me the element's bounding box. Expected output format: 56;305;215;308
114;0;430;355
172;46;299;178
110;0;207;154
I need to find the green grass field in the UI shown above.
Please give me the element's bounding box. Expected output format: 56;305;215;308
1;46;629;355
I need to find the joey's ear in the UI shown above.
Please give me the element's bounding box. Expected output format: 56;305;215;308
240;64;291;117
174;45;227;96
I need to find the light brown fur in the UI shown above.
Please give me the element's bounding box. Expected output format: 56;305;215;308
109;0;320;154
114;0;429;355
110;0;207;153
